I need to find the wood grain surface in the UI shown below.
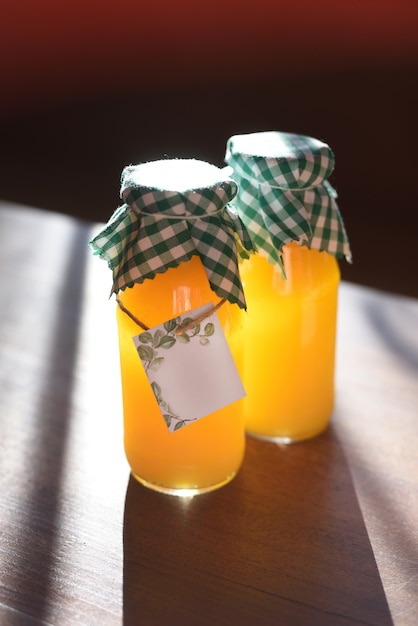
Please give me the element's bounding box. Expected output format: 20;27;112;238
0;202;417;625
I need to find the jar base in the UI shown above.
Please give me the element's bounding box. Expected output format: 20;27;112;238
246;423;329;444
130;470;238;497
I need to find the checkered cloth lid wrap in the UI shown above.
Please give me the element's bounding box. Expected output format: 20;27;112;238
225;131;352;269
89;159;254;309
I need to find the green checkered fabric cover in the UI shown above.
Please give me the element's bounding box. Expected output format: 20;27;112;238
225;131;352;270
89;159;254;309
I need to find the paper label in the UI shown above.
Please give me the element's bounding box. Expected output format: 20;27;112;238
132;303;246;433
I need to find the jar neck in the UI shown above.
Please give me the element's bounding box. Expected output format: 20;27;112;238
271;244;340;294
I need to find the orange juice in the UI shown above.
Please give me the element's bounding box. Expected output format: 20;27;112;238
239;243;340;442
116;256;245;495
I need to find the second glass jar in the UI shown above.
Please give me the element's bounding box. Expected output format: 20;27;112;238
225;131;352;442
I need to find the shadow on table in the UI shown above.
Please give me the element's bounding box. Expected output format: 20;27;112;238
0;214;93;624
364;295;418;372
122;428;393;626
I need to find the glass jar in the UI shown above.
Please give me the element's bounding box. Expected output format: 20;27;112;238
90;159;253;495
225;131;352;442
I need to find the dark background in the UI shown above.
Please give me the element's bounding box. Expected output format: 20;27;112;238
1;1;417;297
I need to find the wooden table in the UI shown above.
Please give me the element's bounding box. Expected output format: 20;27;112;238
0;202;417;626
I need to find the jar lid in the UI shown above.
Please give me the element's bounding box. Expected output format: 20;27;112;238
225;131;351;267
225;131;335;189
89;159;254;309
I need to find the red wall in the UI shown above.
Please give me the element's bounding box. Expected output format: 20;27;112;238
1;0;418;113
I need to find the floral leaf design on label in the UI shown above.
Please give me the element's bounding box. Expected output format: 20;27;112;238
132;303;246;434
150;381;182;429
134;311;215;432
